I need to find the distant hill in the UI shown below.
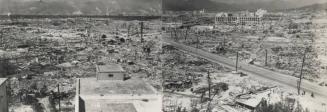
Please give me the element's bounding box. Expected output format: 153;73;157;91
0;0;161;15
292;2;327;11
163;0;327;12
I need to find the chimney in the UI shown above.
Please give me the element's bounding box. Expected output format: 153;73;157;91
75;79;80;112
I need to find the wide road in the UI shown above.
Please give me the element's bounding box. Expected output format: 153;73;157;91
163;38;327;99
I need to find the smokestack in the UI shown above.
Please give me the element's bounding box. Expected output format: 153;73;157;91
75;78;81;112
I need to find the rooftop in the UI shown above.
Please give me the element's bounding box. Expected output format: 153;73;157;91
97;64;125;73
83;102;137;112
236;91;270;109
79;78;156;95
0;78;7;85
264;36;290;43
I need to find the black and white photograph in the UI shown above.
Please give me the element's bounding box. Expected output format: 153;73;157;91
0;0;327;112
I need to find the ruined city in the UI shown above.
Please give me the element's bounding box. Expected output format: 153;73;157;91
0;0;327;112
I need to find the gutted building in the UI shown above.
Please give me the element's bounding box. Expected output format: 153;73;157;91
75;78;162;112
0;78;8;112
96;64;126;80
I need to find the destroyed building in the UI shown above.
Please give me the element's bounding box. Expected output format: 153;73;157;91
96;64;127;80
0;78;8;112
75;64;162;112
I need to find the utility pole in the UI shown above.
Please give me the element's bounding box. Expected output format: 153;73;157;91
174;29;178;40
0;29;3;47
207;71;211;100
127;25;131;40
223;36;226;48
265;49;268;66
236;52;239;72
116;26;119;37
78;79;80;94
134;49;137;61
57;84;61;112
170;29;173;39
297;51;306;95
185;28;188;40
196;36;199;48
207;70;212;112
140;22;144;43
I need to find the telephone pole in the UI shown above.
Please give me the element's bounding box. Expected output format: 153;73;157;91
207;70;212;112
140;22;144;43
207;71;211;99
265;49;268;66
236;52;239;72
196;36;199;48
127;25;131;39
185;28;188;40
57;84;61;112
0;29;3;46
297;51;306;95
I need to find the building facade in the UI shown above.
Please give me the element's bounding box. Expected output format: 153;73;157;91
75;78;162;112
0;78;8;112
96;64;126;80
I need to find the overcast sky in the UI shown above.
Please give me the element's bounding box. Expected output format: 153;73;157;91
211;0;327;6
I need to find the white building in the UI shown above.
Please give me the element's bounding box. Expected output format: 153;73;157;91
75;78;162;112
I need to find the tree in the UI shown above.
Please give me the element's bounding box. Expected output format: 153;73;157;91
40;85;48;97
191;108;200;112
101;34;107;39
0;59;19;77
176;106;182;112
207;82;229;112
192;86;208;102
182;107;187;112
33;102;45;112
143;40;156;56
192;82;229;112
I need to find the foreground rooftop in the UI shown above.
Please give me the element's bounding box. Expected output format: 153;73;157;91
82;102;137;112
79;78;156;95
76;78;162;112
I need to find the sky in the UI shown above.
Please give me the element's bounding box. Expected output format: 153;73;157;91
211;0;327;6
0;0;325;13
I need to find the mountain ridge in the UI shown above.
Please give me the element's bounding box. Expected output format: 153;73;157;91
0;0;161;15
163;0;327;12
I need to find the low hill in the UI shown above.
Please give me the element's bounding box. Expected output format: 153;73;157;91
0;0;161;15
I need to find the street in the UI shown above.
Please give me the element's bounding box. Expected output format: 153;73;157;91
163;38;327;99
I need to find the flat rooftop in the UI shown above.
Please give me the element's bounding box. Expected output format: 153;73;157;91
236;91;270;109
97;64;125;72
0;78;7;85
79;78;156;95
83;101;137;112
